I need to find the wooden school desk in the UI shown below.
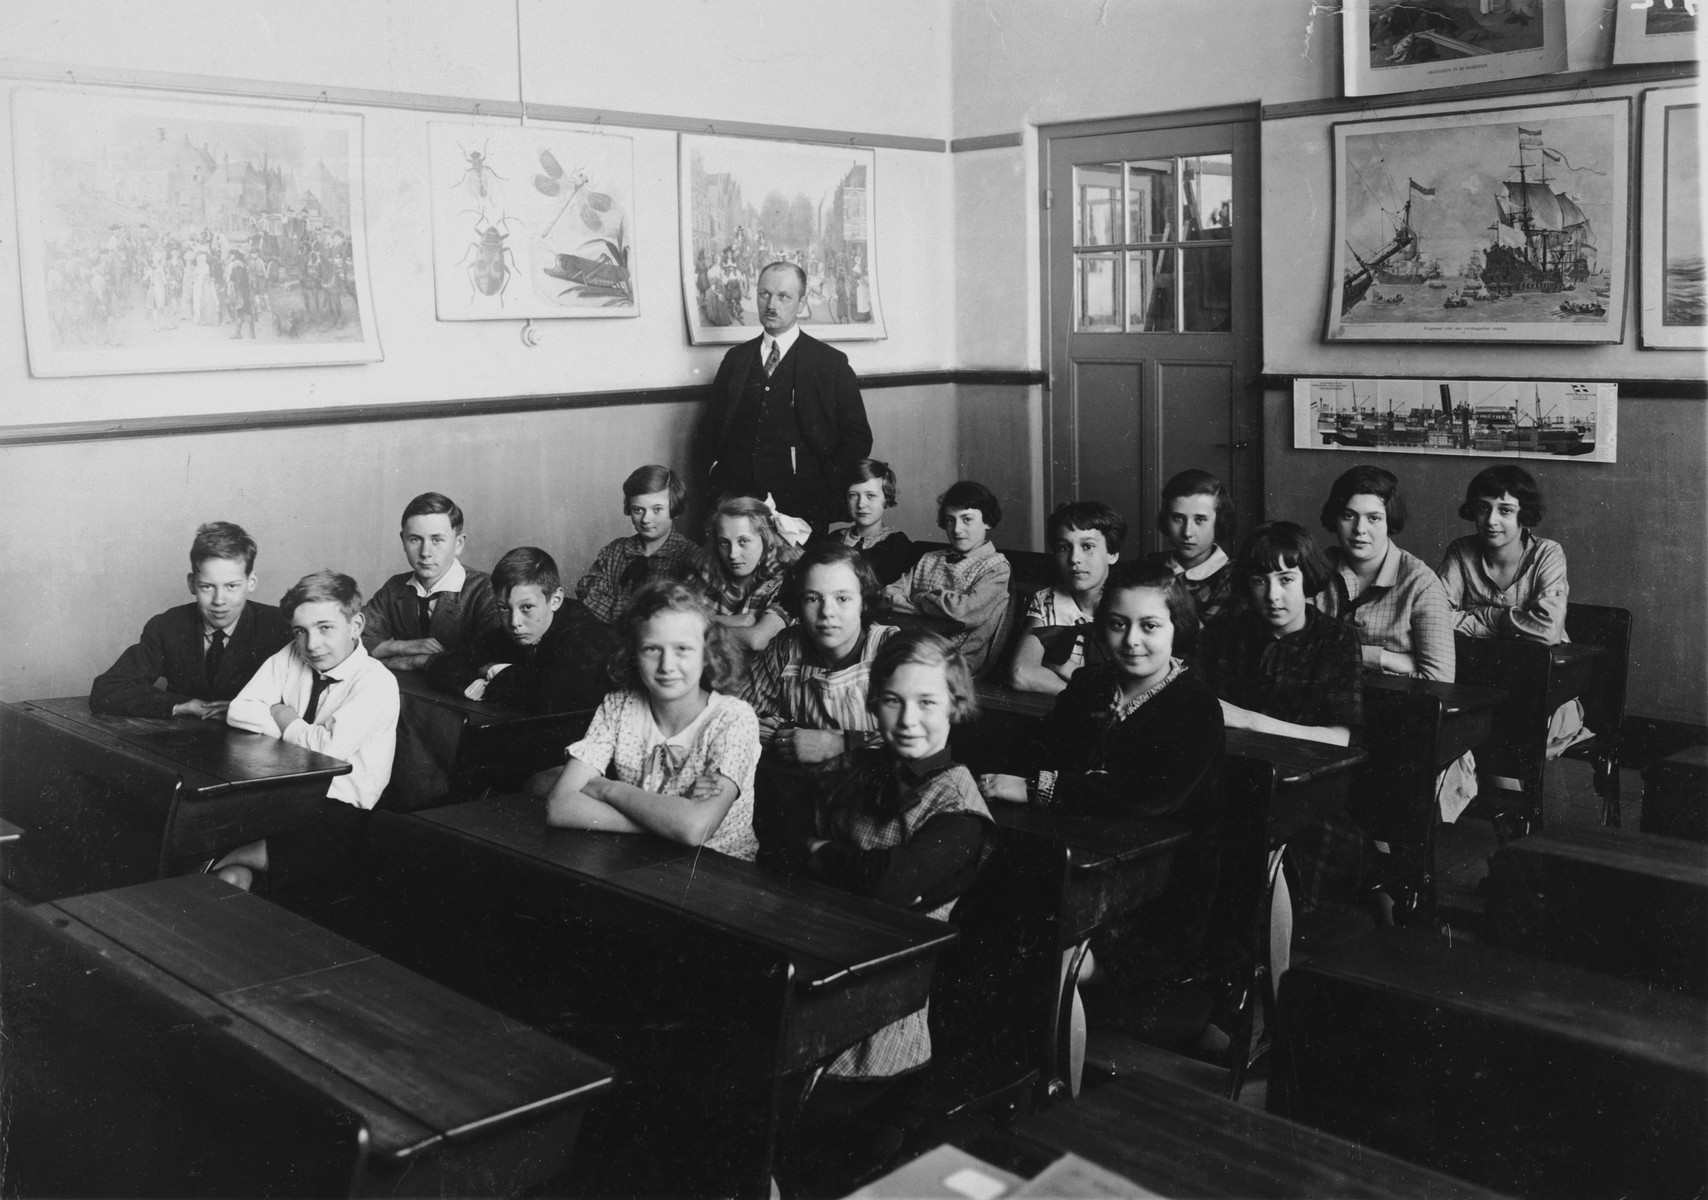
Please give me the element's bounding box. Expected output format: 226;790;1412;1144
1359;675;1506;920
2;874;613;1198
388;672;592;807
964;1071;1509;1200
1455;635;1608;834
1486;823;1708;997
312;796;960;1199
0;696;350;901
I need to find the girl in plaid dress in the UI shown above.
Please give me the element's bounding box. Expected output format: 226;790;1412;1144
699;494;799;656
541;581;760;860
759;630;994;1171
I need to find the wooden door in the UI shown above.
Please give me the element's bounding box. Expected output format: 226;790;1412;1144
1044;108;1261;553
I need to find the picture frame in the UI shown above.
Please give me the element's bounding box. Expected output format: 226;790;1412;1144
11;86;382;377
428;120;637;320
1325;98;1630;345
679;134;885;345
1638;86;1704;349
1294;377;1618;462
1612;0;1701;66
1342;0;1567;98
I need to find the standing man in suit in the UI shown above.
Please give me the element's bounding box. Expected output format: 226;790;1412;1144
699;260;872;533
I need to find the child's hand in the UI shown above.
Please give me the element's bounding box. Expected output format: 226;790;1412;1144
686;775;723;803
781;728;845;765
979;773;1028;803
269;702;300;733
172;699;228;721
580;774;613;801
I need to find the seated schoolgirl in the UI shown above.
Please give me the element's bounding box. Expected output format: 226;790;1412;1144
827;458;915;586
884;480;1013;676
1008;500;1124;695
1438;463;1589;757
742;543;900;769
699;494;799;655
1148;469;1237;624
757;630;995;1144
539;581;760;861
980;559;1226;991
1198;522;1363;981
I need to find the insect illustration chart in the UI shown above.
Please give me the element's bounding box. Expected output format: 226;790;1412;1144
427;122;636;319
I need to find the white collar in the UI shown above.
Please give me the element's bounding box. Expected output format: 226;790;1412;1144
760;324;802;363
407;559;467;599
302;639;371;683
1178;545;1229;582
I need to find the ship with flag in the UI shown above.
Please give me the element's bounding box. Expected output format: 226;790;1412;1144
1481;124;1597;296
1340;177;1438;314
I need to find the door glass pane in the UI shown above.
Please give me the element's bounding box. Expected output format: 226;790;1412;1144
1182;246;1232;332
1182;154;1233;241
1128;250;1174;332
1125;160;1174;244
1074;164;1123;247
1076;253;1121;331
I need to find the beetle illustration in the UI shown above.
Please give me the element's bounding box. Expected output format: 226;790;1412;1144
457;210;519;303
453;141;504;204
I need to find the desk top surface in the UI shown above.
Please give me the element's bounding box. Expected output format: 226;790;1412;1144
991;804;1190;870
1363;673;1508;716
1496;822;1708;883
392;671;582;731
54;875;612;1150
1004;1072;1509;1200
1224;728;1367;785
18;697;351;792
417;795;957;987
0;818;20;842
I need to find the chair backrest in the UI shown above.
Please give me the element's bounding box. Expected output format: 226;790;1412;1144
1564;603;1631;747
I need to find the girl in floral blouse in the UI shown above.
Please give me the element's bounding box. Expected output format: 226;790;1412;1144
541;580;760;860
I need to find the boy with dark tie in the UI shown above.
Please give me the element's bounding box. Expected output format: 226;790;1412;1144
361;492;501;672
91;521;289;719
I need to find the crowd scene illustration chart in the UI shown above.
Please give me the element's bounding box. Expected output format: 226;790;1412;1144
12;88;380;376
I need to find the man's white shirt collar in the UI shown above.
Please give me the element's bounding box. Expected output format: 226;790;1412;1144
761;323;802;365
407;559;467;599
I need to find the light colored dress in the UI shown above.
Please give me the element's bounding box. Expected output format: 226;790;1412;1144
566;689;761;861
1438;532;1589;756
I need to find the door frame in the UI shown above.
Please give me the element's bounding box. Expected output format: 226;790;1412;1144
1038;102;1263;537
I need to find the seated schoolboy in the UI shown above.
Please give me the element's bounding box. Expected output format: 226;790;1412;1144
1008;500;1124;695
1146;469;1236;624
826;458;914;586
981;561;1225;1000
91;521;289;719
574;464;704;627
757;630;995;1166
1438;463;1589;758
883;480;1013;676
213;570;400;892
743;543;900;769
425;546;610;713
361;492;500;672
542;581;760;861
699;494;799;655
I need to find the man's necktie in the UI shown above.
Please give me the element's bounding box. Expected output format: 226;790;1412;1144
205;628;226;681
763;340;780;377
303;673;334;724
417;593;434;637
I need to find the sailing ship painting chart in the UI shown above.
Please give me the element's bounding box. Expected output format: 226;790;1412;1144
1326;100;1630;344
1294;378;1618;463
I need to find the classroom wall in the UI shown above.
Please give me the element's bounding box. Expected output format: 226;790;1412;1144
942;0;1705;727
0;0;970;702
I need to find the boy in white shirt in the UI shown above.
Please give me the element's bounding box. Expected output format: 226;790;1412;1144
215;570;399;891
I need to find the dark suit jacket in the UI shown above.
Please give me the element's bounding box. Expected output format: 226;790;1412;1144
90;601;291;718
425;612;611;715
699;330;872;502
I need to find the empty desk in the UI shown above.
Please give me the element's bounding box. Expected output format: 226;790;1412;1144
1;696;350;901
2;874;613;1198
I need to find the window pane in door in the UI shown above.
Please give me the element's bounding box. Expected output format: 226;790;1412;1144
1182;154;1233;241
1076;253;1122;331
1127;249;1174;331
1074;164;1123;247
1126;160;1174;245
1181;246;1232;331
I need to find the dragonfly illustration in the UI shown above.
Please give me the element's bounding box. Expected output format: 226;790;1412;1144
535;149;615;238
